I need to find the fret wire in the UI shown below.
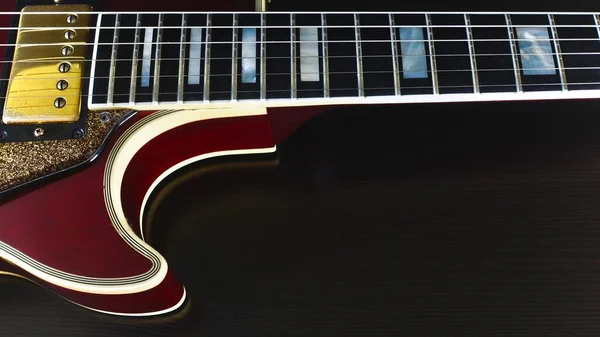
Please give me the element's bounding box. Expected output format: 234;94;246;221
107;14;121;105
177;14;187;103
290;13;297;99
152;14;164;103
505;14;523;93
203;14;212;102
354;13;364;97
231;14;239;101
425;14;439;95
464;14;479;94
260;13;266;100
321;13;330;98
389;14;401;96
548;14;567;91
129;14;141;104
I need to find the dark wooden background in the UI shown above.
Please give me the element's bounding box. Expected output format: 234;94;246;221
3;0;600;336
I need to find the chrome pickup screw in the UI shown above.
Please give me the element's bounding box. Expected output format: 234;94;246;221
54;97;67;109
33;128;45;138
56;80;68;90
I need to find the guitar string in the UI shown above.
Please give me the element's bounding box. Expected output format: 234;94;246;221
1;10;600;15
5;80;600;101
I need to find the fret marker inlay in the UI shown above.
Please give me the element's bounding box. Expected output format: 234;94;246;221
241;28;257;84
299;27;320;82
188;27;203;85
516;27;557;76
399;27;428;79
141;27;154;87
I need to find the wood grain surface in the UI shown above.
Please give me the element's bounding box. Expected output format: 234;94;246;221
2;0;600;336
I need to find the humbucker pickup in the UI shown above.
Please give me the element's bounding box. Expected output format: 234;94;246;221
2;4;91;125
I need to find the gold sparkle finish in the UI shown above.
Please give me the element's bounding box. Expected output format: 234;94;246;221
3;5;92;124
0;110;134;193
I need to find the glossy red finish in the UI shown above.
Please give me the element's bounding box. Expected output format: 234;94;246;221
0;0;325;316
121;115;276;236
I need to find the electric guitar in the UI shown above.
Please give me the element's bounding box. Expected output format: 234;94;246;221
1;0;600;316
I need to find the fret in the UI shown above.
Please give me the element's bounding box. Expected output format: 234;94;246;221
296;14;325;98
554;14;600;90
425;14;439;95
470;14;517;93
393;14;434;95
237;14;261;100
430;14;474;94
107;14;120;105
547;14;567;91
231;14;239;101
177;14;188;103
464;14;479;93
112;14;136;104
354;14;365;97
152;14;164;103
322;14;330;98
158;14;183;103
260;13;266;100
505;14;523;92
290;14;297;99
359;14;395;97
511;14;562;92
265;14;292;99
203;14;212;101
129;14;141;104
389;14;401;96
135;14;159;103
183;14;207;102
326;14;359;97
91;14;115;105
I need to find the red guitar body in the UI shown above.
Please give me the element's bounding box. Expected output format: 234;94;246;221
0;0;324;316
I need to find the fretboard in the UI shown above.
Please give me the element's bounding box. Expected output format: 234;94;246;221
88;12;600;110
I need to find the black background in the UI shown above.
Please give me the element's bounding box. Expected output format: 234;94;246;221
3;0;600;336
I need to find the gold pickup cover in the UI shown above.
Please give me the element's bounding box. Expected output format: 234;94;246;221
2;5;91;125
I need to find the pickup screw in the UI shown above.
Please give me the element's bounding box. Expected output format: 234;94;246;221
0;131;6;141
34;128;45;138
57;80;69;90
54;0;63;3
66;15;78;24
64;30;76;40
99;111;112;123
61;46;74;56
72;128;84;139
58;62;71;73
54;97;67;108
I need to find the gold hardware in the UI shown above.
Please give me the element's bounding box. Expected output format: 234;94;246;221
56;80;68;90
54;97;67;108
2;5;92;125
66;14;78;24
58;62;71;73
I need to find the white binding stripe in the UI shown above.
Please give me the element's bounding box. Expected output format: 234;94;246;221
89;89;600;111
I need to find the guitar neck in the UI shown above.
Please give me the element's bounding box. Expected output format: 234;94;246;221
87;12;600;110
